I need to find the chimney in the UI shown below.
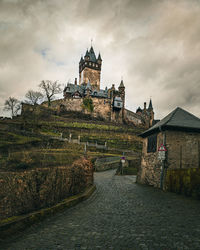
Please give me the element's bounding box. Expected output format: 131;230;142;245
144;102;146;111
75;78;77;85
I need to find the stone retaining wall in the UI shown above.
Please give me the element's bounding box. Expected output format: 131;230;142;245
0;157;93;220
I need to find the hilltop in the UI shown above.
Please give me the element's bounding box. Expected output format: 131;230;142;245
0;106;144;172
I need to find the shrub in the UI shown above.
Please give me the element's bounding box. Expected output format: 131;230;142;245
82;98;94;112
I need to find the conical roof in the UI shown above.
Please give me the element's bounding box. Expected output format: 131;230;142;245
85;49;89;57
148;99;153;110
136;107;142;113
79;56;84;63
97;53;102;61
119;80;125;88
140;107;200;137
88;46;97;62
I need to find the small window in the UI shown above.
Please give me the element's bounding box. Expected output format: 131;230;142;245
147;134;157;153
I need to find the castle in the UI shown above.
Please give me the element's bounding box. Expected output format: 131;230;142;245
51;46;155;127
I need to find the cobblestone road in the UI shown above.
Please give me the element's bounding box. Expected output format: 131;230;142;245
1;170;200;250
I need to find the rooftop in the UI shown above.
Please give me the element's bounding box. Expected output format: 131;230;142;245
140;107;200;137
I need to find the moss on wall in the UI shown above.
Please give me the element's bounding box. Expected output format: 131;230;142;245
165;168;200;199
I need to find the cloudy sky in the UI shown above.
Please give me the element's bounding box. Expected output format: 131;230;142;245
0;0;200;119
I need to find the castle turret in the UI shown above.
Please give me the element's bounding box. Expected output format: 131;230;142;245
79;46;102;90
118;80;125;105
148;98;154;127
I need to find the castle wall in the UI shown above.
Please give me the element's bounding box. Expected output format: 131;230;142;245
124;109;143;126
62;98;83;112
52;97;111;121
92;98;111;120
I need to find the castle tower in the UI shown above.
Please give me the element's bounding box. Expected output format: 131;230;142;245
79;46;102;91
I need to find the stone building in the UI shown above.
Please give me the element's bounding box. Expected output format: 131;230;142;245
137;107;200;188
59;46;154;126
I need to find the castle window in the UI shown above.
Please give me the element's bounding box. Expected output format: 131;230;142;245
147;134;157;153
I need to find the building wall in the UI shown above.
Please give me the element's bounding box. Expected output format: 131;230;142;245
137;130;200;188
165;130;200;169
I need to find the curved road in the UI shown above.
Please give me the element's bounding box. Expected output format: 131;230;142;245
1;170;200;250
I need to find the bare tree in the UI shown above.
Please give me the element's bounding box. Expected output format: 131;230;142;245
4;97;21;118
39;80;62;107
25;90;43;105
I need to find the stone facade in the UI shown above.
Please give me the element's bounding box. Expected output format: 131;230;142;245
137;130;200;188
137;132;163;187
81;67;101;91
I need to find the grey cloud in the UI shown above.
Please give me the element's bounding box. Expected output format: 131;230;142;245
0;0;199;118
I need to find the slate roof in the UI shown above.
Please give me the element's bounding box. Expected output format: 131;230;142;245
97;53;102;61
64;83;85;95
119;80;125;88
88;46;97;62
64;83;108;98
140;107;200;137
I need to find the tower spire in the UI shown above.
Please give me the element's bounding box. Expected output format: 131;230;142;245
148;98;153;110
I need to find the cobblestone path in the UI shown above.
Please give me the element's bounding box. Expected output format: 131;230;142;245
1;170;200;250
